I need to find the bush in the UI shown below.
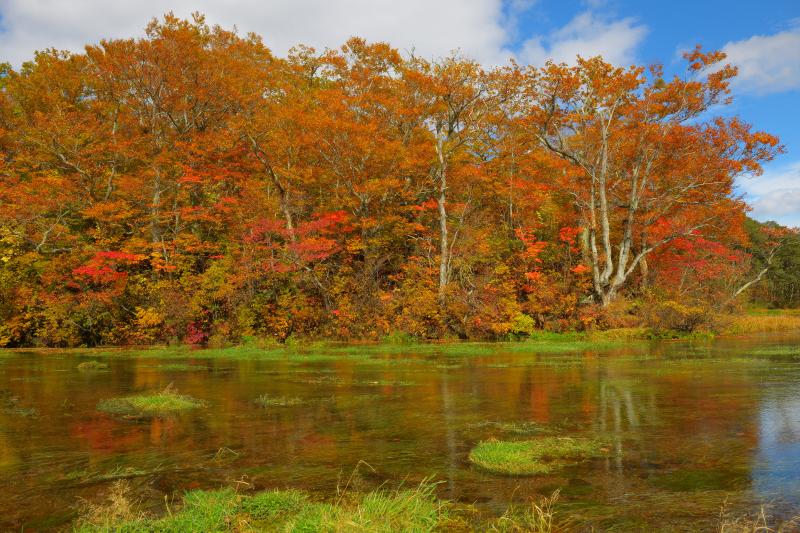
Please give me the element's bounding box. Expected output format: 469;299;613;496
644;300;711;333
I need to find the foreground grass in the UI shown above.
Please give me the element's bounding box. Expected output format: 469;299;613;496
469;437;607;476
69;477;800;533
77;481;449;533
97;386;205;418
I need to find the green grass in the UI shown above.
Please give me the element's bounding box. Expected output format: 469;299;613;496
77;482;447;532
97;387;205;418
469;437;607;476
20;329;655;364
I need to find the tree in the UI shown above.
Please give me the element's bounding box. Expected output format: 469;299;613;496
524;48;783;305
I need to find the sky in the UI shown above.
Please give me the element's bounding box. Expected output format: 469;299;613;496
1;0;798;226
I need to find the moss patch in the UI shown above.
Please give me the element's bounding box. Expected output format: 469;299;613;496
469;437;607;476
97;387;204;418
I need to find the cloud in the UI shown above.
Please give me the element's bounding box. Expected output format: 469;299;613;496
751;189;800;220
519;11;646;66
0;0;518;66
738;161;800;226
722;26;800;95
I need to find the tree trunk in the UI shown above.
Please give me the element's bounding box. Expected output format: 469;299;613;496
436;133;449;304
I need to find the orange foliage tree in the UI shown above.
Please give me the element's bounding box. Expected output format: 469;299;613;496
0;14;790;346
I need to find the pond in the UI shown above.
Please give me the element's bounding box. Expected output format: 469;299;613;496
2;334;800;531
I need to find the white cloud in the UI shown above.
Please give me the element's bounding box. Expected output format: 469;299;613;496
0;0;518;66
738;161;800;226
519;11;646;66
722;26;800;95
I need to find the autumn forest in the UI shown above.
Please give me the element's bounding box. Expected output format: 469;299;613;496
1;13;797;348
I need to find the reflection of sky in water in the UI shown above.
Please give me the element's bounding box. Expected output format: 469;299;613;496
754;391;800;505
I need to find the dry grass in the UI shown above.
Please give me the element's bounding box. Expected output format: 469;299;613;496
723;313;800;335
489;490;568;532
77;480;148;531
717;502;800;533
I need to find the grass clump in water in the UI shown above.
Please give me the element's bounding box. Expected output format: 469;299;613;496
97;385;204;418
254;394;305;407
77;361;109;372
488;490;566;532
469;437;607;476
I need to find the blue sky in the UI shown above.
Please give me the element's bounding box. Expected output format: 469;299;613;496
1;0;798;225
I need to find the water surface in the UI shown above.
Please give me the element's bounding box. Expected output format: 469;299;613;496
2;335;800;531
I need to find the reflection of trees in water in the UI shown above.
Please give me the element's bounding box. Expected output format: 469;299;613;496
440;369;458;499
596;376;657;472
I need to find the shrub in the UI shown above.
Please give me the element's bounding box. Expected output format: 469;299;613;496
644;300;711;333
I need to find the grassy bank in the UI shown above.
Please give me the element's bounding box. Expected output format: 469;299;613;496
3;311;799;362
2;330;650;362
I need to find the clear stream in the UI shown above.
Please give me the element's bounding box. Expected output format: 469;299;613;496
2;335;800;531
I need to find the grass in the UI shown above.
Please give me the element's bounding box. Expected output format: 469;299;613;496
97;385;205;418
77;481;448;533
254;394;305;407
469;437;607;476
718;502;800;533
64;466;155;484
72;478;800;533
77;361;109;372
5;329;654;364
723;311;800;335
488;490;565;533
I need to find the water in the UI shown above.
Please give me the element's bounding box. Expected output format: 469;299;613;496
2;335;800;531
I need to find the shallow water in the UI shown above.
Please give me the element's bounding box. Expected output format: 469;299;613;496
2;335;800;531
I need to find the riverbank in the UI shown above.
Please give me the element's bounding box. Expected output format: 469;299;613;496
3;310;799;361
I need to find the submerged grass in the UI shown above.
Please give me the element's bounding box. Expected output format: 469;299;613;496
467;420;552;436
0;389;39;418
154;363;207;372
254;394;305;407
97;385;204;418
469;437;607;476
77;361;109;372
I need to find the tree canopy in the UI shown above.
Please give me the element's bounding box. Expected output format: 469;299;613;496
0;14;792;347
